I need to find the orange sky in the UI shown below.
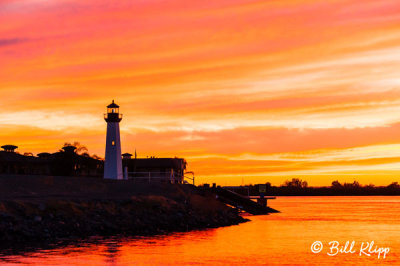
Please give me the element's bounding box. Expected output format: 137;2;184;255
1;0;400;186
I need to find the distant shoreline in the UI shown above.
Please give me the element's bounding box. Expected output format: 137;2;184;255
263;194;400;197
222;180;400;197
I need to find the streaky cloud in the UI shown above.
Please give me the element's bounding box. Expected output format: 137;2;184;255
0;38;27;47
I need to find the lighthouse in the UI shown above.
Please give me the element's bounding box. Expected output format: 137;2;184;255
104;100;123;179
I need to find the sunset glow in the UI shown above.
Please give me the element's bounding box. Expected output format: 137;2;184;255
2;0;400;185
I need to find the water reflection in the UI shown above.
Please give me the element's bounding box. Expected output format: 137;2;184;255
0;196;399;265
104;240;122;265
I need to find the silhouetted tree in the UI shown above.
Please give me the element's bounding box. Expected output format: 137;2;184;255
387;182;400;189
283;178;308;188
63;142;88;155
342;181;358;189
331;180;342;188
236;179;400;196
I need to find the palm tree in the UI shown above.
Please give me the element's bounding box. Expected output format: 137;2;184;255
63;142;88;155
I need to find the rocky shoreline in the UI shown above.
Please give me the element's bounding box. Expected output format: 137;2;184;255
0;176;248;248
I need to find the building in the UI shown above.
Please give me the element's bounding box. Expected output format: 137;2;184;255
0;145;102;177
0;145;50;175
122;154;187;183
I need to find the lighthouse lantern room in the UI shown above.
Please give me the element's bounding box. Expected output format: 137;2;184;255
104;100;123;179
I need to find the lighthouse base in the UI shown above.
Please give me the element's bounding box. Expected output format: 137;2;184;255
104;122;123;180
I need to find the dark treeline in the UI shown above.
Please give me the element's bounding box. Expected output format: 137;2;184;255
231;178;400;196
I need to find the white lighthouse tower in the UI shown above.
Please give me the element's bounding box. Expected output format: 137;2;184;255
104;100;123;180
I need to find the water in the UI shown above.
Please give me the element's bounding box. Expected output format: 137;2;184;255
1;196;399;265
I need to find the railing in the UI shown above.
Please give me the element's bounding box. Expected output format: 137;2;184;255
223;186;250;197
123;169;194;185
125;170;182;183
184;171;195;185
104;113;123;120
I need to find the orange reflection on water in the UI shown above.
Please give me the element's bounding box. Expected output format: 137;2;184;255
1;196;399;265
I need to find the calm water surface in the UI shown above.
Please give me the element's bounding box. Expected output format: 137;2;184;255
1;196;399;265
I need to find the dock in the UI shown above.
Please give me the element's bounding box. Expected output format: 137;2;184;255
213;187;279;215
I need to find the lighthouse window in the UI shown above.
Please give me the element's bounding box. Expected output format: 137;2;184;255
112;141;115;146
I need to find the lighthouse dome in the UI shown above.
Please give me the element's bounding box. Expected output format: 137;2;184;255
107;100;119;108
